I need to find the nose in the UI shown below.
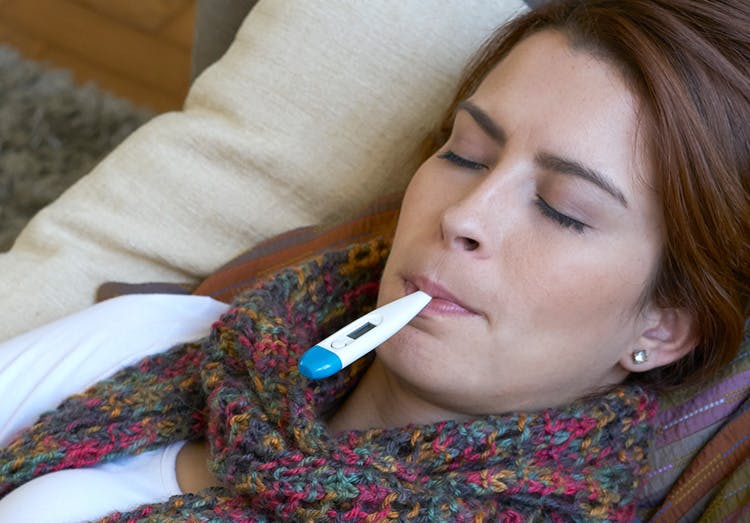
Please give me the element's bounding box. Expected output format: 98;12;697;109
439;185;493;256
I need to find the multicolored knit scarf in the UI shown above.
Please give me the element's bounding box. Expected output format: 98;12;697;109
0;239;657;522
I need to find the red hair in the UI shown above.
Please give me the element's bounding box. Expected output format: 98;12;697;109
432;0;750;387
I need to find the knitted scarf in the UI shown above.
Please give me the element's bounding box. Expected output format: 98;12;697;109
0;239;657;522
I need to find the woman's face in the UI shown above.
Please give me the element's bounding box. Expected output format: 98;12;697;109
377;30;663;414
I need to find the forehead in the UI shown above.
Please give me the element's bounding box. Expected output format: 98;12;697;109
468;30;654;200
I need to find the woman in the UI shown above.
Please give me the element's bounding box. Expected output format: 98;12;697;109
1;0;748;520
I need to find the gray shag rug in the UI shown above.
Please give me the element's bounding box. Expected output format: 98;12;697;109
0;46;154;251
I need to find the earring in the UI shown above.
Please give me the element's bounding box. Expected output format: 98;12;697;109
632;349;648;365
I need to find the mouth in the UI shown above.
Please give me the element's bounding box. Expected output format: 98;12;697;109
405;276;480;316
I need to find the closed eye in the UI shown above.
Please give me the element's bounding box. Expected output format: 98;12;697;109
534;196;587;234
438;150;487;171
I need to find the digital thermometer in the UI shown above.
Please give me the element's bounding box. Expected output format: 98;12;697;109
298;291;432;379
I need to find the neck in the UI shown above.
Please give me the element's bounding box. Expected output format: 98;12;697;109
326;357;474;434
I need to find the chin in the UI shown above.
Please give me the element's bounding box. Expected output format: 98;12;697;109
377;328;443;380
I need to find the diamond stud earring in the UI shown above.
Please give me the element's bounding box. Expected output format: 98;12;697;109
632;349;649;364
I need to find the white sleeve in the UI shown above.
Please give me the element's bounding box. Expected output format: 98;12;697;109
0;294;229;446
0;441;186;523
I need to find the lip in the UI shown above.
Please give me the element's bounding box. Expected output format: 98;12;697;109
405;276;480;316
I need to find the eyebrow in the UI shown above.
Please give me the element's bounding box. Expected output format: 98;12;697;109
536;153;629;208
457;100;629;208
457;100;507;146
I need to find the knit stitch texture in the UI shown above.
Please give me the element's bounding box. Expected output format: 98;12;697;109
0;239;657;522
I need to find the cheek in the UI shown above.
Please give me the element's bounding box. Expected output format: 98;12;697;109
381;167;447;273
399;155;479;225
509;243;655;334
399;165;448;221
377;169;439;305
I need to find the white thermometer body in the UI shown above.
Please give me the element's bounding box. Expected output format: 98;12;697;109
298;291;432;379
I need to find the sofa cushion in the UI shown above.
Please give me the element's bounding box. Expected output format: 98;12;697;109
0;0;528;341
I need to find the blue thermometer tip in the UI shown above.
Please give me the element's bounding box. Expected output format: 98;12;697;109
298;345;342;379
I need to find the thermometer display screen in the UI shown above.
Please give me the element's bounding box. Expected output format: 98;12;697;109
347;322;376;340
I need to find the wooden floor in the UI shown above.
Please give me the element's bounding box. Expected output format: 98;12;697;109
0;0;195;112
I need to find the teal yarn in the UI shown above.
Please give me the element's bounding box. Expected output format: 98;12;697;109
0;239;657;521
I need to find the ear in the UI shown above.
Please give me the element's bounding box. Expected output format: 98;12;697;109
620;306;698;373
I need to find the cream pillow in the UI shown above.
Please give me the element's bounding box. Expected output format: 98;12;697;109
0;0;527;341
